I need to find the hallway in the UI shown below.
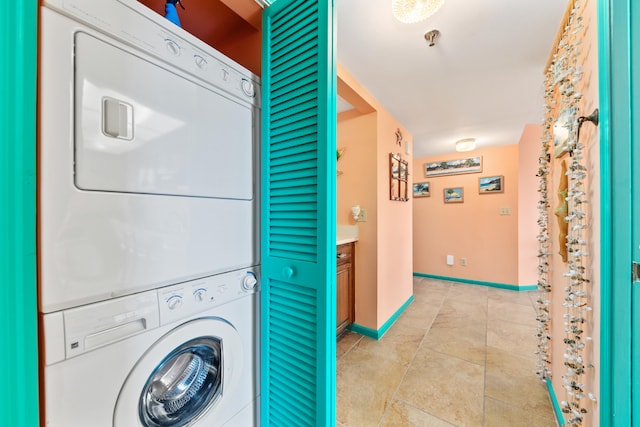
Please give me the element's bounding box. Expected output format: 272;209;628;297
336;277;556;426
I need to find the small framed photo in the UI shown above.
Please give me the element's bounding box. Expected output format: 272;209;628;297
479;175;504;194
443;187;464;203
413;182;430;198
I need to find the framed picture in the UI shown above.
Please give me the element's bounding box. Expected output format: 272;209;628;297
443;187;464;203
424;156;482;177
479;175;504;194
413;182;430;198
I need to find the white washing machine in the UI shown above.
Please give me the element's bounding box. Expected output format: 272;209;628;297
42;267;260;427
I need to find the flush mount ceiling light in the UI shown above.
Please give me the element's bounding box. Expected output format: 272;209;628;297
392;0;445;24
455;138;476;152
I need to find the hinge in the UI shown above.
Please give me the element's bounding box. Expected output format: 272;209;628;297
633;262;640;282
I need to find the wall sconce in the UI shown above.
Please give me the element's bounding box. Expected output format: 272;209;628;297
351;205;361;221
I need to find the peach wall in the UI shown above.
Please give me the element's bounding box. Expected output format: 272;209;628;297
547;0;600;424
518;124;543;285
413;145;520;285
337;64;414;331
337;112;378;328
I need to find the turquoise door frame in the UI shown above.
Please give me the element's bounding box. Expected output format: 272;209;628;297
0;2;40;426
261;0;337;425
598;0;637;424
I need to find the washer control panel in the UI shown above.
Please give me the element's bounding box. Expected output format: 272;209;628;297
158;267;260;326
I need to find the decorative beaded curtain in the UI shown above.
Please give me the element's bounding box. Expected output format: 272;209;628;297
537;0;597;425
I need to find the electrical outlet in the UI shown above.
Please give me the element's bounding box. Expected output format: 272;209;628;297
357;209;367;222
499;207;511;215
460;257;467;266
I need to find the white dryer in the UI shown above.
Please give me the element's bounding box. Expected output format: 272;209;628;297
42;267;260;427
39;0;260;314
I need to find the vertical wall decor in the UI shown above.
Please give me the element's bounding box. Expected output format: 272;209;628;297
539;0;597;424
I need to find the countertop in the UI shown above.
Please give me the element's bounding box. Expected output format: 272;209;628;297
337;224;358;245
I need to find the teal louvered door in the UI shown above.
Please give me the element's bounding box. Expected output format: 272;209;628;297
261;0;337;425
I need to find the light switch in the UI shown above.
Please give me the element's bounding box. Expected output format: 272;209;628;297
446;255;454;265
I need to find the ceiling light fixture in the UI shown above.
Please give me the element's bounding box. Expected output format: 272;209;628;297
455;138;476;152
392;0;445;24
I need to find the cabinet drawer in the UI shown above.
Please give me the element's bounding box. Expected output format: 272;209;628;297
337;243;353;265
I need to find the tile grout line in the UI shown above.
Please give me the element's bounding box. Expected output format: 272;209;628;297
376;278;452;427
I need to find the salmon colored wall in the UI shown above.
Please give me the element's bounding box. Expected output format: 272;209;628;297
337;113;378;328
337;64;414;331
547;0;600;423
518;124;543;285
413;145;520;285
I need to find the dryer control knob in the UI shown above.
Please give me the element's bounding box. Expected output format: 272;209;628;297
241;78;255;98
165;39;181;57
194;288;207;302
167;295;182;310
242;273;258;291
194;55;208;70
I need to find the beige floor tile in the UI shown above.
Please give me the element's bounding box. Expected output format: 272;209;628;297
336;347;408;426
486;318;537;360
357;321;426;366
395;348;485;426
487;287;537;307
484;397;556;427
380;399;456;427
337;331;363;359
436;299;488;325
393;300;441;332
423;320;487;365
485;347;555;419
487;298;537;326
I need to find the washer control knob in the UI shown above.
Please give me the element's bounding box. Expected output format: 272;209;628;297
167;295;182;310
194;288;207;302
165;39;181;56
194;55;208;69
242;272;258;291
220;69;229;81
241;78;255;97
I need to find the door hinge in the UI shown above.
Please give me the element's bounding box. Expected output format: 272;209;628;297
633;262;640;282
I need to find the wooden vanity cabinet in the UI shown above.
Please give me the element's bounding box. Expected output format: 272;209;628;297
336;242;355;336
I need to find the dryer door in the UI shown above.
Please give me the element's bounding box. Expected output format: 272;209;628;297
114;317;243;427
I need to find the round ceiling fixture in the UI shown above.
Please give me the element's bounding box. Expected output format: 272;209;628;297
455;138;476;152
392;0;445;24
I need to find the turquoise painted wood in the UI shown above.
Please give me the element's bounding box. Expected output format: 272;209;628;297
413;272;537;292
0;1;39;426
349;295;414;340
261;0;337;425
598;0;633;424
630;0;640;423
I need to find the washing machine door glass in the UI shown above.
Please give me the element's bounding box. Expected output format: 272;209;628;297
139;337;222;427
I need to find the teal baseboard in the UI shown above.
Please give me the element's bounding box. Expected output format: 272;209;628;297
546;378;565;426
349;295;414;340
413;272;537;292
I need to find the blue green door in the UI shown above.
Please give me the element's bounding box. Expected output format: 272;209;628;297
0;1;39;426
261;0;337;425
599;0;638;424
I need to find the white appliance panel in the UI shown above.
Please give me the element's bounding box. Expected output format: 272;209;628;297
75;32;254;200
39;9;260;313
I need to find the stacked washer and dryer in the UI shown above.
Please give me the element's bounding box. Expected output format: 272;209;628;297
39;1;261;426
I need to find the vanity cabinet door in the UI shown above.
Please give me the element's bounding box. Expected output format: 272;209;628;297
336;243;354;335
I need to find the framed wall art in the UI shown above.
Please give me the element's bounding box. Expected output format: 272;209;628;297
424;156;482;177
478;175;504;194
443;187;464;203
413;182;430;198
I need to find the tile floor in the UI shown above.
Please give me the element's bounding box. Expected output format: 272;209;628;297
336;277;557;427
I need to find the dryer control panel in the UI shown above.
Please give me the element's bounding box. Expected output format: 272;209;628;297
158;267;259;326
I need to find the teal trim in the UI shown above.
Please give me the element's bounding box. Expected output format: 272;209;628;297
598;0;633;424
261;0;336;425
0;1;39;426
546;379;566;426
349;295;414;340
413;272;536;292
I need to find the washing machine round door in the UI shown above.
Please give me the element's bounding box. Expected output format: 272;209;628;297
114;317;243;427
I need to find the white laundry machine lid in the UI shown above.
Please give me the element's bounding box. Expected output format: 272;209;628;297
114;317;243;427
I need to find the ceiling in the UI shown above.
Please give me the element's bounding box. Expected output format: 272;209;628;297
336;0;568;158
